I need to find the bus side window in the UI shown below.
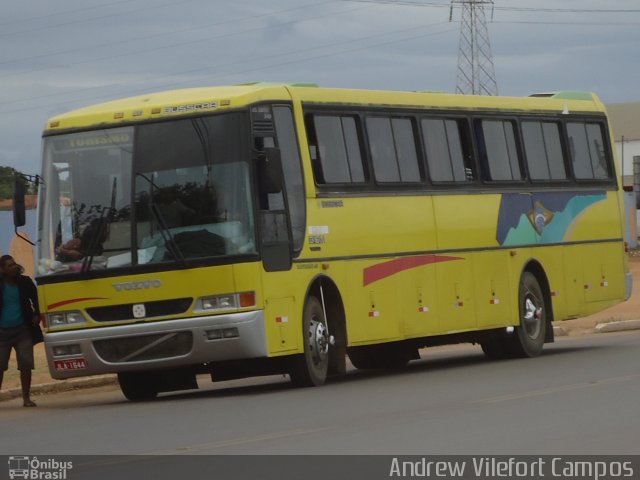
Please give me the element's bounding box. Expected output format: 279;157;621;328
567;122;611;180
305;114;366;184
421;118;475;183
476;119;523;182
366;117;421;184
522;121;567;181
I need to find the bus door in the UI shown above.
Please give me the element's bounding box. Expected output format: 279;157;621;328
252;106;293;272
251;104;307;352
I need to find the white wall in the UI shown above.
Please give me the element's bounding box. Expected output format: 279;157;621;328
615;139;640;186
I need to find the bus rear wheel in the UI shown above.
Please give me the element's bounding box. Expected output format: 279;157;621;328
118;372;159;401
509;272;546;358
289;296;330;387
480;272;546;360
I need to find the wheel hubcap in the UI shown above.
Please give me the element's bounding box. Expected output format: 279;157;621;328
308;319;329;365
523;296;542;339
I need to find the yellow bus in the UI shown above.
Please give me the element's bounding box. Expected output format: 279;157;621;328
22;83;630;400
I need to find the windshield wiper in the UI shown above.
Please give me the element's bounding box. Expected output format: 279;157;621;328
135;173;185;263
82;177;117;273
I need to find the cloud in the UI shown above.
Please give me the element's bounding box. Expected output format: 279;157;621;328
1;0;640;175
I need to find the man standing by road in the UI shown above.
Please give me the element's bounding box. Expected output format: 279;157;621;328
0;254;43;407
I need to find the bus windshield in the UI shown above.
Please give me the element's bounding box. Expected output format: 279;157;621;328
38;112;256;276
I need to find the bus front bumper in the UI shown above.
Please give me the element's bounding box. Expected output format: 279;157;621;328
44;311;268;379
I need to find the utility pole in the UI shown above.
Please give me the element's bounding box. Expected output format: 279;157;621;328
450;0;498;95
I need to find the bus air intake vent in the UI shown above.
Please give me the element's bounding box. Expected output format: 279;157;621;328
93;331;193;363
252;119;274;134
86;298;193;322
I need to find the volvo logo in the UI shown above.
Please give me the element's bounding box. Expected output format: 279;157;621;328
112;280;162;292
132;304;146;319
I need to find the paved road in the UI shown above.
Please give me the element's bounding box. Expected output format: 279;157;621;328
1;332;639;455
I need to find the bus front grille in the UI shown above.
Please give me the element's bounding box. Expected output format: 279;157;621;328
86;298;193;322
93;331;193;363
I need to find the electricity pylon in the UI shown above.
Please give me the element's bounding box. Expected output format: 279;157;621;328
450;0;498;95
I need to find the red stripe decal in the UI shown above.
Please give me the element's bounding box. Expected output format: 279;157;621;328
47;297;108;310
363;255;463;286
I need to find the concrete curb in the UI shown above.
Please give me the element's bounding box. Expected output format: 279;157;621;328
594;319;640;334
0;375;117;403
553;325;569;336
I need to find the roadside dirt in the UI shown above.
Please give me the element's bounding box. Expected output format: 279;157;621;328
2;256;639;390
3;343;65;390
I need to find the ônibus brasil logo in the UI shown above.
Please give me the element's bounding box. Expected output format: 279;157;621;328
8;456;72;480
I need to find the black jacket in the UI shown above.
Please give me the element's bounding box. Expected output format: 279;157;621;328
0;275;44;344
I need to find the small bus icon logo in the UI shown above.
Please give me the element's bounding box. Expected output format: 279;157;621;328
8;456;30;479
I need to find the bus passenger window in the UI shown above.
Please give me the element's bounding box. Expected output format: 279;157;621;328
421;118;474;183
477;119;523;181
567;122;611;180
366;117;421;183
522;121;567;181
307;115;366;184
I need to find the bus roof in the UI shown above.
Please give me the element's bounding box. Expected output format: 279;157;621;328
44;83;293;133
44;83;606;133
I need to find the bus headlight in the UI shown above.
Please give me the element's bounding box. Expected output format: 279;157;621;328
47;311;87;329
201;294;236;310
197;292;256;312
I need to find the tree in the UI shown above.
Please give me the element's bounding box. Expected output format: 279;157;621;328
0;166;37;199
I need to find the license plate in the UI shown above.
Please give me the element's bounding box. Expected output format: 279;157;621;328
53;358;88;371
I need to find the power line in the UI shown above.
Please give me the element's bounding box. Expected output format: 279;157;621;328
0;0;338;66
0;0;199;38
148;24;457;92
0;0;135;27
4;1;634;114
342;0;640;13
493;20;640;27
0;21;451;110
0;23;456;114
343;1;451;8
492;6;640;13
0;1;374;82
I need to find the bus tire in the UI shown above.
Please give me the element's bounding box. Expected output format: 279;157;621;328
118;372;159;401
480;338;510;360
347;346;378;369
348;344;412;370
508;272;546;358
289;296;329;387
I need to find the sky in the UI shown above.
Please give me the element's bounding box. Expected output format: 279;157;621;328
1;0;639;176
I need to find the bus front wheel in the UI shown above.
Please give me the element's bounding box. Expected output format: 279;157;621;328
118;372;159;401
289;296;329;387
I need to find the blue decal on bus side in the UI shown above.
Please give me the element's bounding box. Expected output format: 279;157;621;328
497;191;607;246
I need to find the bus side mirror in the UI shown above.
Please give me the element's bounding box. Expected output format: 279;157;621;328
258;148;284;195
259;210;292;272
13;177;26;228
